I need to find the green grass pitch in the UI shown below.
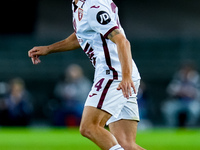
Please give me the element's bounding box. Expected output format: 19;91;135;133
0;127;199;150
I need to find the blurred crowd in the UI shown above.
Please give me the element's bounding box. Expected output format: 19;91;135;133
0;62;200;128
0;78;33;126
0;64;92;127
50;64;92;126
162;61;200;127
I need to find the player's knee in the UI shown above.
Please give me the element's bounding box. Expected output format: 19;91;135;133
79;123;94;138
79;124;88;137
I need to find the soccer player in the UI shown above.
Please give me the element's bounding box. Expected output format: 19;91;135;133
28;0;145;150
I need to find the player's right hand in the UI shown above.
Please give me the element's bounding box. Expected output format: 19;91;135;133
28;46;50;65
117;78;136;99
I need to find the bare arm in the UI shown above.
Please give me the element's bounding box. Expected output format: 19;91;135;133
108;29;136;99
28;32;80;64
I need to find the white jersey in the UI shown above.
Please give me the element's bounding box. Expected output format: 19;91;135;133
72;0;140;81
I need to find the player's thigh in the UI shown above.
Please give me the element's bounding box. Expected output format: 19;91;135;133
109;119;138;142
80;106;112;128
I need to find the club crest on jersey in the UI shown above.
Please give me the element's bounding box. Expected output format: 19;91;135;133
96;11;111;25
78;8;83;21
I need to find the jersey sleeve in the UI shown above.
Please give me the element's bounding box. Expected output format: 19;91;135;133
87;5;119;39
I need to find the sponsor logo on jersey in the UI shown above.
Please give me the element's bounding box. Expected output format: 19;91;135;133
96;11;111;25
78;8;83;21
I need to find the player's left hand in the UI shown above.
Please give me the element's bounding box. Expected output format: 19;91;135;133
117;79;136;99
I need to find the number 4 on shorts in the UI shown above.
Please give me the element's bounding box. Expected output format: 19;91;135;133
95;78;105;91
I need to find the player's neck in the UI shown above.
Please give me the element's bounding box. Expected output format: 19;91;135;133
75;0;79;4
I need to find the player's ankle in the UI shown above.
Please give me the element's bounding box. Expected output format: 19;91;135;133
109;144;124;150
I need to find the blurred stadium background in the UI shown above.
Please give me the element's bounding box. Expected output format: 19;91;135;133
0;0;200;149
